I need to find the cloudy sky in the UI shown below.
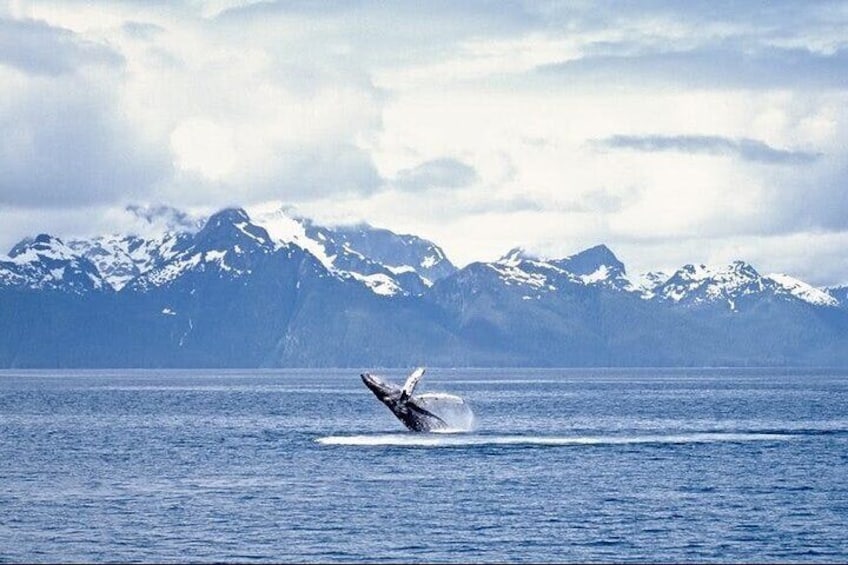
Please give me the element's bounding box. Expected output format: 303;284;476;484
2;1;848;285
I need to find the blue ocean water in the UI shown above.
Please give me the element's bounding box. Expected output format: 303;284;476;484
1;368;847;563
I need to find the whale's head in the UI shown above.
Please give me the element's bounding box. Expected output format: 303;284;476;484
361;373;399;403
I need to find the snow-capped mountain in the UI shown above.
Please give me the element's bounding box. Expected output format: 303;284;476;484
251;205;455;296
126;208;280;291
632;270;672;298
480;245;633;300
655;261;767;310
68;233;192;291
64;204;204;291
60;205;454;297
767;273;839;307
550;244;632;290
316;222;456;283
3;204;848;368
251;206;405;296
0;234;106;293
652;261;839;311
484;248;579;298
428;245;843;312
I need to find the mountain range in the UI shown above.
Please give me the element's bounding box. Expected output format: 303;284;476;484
2;205;848;368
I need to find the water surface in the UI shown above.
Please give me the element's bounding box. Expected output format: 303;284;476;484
1;368;846;562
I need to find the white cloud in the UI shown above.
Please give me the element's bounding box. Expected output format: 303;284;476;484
2;1;848;286
0;27;170;208
170;117;237;180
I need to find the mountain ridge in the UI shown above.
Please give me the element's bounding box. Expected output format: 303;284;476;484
1;205;847;368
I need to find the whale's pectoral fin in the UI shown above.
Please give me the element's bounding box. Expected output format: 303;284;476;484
408;400;447;427
401;367;425;399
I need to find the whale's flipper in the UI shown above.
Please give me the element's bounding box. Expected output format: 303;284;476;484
400;367;425;401
407;399;447;427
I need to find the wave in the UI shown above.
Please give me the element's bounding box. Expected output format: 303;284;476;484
315;432;794;447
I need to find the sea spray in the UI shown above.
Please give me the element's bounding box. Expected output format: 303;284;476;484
315;432;794;447
415;392;476;432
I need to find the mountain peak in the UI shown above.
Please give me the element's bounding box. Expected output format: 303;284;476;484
585;243;614;256
195;208;272;251
674;261;759;282
206;207;251;225
657;260;771;309
728;259;759;277
1;233;106;293
8;234;75;262
767;273;839;307
250;204;457;296
32;233;59;245
552;244;626;278
498;247;535;265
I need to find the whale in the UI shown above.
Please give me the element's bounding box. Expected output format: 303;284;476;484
361;368;464;432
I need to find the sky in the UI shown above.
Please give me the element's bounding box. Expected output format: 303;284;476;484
2;1;848;286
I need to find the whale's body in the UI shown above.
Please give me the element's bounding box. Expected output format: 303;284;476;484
361;368;463;432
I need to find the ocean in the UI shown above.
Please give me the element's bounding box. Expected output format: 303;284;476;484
1;368;846;563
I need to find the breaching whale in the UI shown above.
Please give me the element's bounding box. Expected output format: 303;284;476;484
361;368;465;432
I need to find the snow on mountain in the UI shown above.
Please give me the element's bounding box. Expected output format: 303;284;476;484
127;208;281;291
193;208;272;251
632;271;671;299
655;261;769;310
249;206;338;269
68;233;191;291
70;208;278;292
550;244;632;290
46;204;443;297
0;261;24;288
484;245;633;298
322;223;456;283
497;247;530;267
2;203;843;316
486;248;575;297
472;246;838;312
6;205;848;369
653;261;840;310
488;261;558;294
766;273;839;307
250;205;455;297
65;204;203;291
347;271;403;296
0;234;106;293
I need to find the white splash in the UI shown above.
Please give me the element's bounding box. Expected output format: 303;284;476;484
316;432;793;447
414;392;476;432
